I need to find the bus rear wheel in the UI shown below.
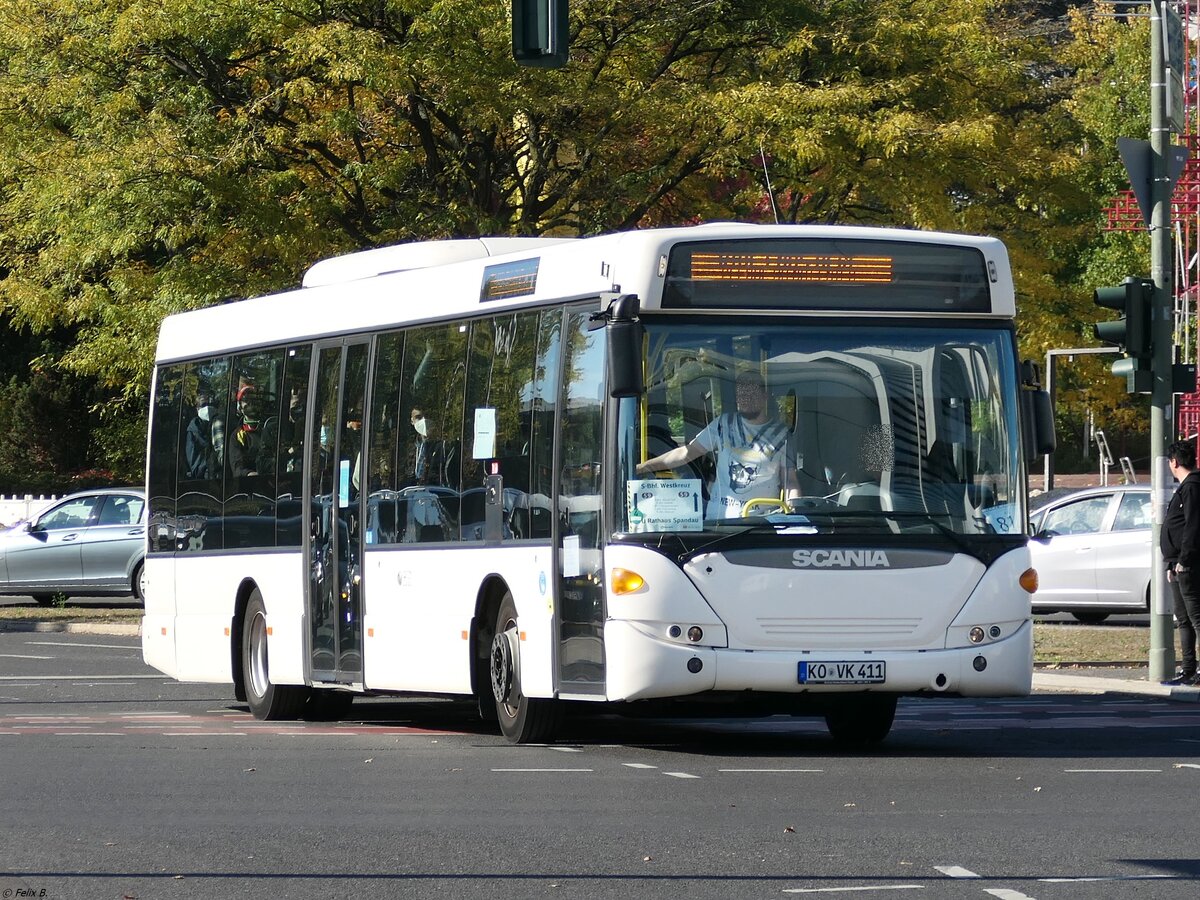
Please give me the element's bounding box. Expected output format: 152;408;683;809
490;592;561;743
824;695;897;746
242;589;309;720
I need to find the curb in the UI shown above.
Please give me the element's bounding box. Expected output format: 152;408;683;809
0;619;141;636
1032;671;1200;702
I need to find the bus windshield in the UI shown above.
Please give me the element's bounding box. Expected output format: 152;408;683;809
617;321;1021;537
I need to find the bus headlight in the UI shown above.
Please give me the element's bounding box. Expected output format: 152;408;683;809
969;626;986;644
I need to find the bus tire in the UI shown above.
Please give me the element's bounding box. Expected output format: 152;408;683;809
242;589;308;720
824;694;897;746
490;592;561;743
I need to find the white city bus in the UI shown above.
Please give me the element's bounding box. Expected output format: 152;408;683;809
143;223;1055;743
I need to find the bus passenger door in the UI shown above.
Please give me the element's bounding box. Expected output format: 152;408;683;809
306;340;369;684
555;311;607;694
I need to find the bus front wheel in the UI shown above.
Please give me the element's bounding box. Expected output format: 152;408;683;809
824;694;897;746
490;593;561;743
242;589;309;720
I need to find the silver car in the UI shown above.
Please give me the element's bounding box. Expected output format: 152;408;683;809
0;488;146;607
1028;485;1156;623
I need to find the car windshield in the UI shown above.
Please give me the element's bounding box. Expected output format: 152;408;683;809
616;321;1022;538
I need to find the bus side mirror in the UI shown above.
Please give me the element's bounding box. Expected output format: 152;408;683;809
1019;360;1056;461
602;293;644;398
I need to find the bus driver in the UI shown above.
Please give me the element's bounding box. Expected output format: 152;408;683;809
635;371;801;519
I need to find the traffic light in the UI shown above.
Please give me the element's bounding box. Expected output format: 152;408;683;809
1093;276;1153;393
513;0;569;68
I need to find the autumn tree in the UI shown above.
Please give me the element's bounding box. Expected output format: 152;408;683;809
0;0;1128;479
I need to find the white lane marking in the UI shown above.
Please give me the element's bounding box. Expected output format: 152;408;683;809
0;653;54;660
0;674;160;681
26;641;136;649
719;768;824;773
1175;763;1200;769
1063;769;1161;773
663;771;701;779
118;715;186;724
490;768;593;773
74;682;135;687
1038;875;1170;883
934;866;979;878
782;886;923;894
550;746;583;752
983;890;1038;899
162;732;247;736
623;763;658;769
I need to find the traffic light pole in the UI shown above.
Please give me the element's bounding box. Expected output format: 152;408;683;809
1149;0;1175;682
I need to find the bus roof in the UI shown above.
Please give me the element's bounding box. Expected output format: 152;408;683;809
155;223;1015;364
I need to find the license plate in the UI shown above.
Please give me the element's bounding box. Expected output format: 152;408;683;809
798;660;886;684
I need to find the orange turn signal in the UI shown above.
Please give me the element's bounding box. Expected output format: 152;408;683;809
610;568;646;595
1019;568;1039;594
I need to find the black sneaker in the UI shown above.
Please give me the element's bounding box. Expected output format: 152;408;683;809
1162;671;1197;686
1186;672;1200;687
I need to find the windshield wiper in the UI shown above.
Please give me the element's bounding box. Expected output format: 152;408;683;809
678;515;816;562
865;510;976;553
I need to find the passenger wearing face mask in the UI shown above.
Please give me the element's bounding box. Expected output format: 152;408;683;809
185;390;222;479
230;385;265;477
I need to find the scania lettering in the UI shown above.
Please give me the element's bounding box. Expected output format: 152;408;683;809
792;549;891;568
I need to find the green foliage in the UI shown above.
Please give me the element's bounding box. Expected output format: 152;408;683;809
0;0;1173;480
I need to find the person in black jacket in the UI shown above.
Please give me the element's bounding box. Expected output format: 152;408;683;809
1162;438;1200;685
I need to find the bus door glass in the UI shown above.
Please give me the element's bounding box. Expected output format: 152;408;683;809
555;311;607;692
306;340;369;683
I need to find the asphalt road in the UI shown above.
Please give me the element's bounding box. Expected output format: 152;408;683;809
1;632;1198;900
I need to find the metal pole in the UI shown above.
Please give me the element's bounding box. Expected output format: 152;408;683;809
1150;0;1176;681
1041;347;1119;492
1044;350;1054;491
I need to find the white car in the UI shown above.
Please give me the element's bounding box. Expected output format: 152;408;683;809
1028;485;1157;623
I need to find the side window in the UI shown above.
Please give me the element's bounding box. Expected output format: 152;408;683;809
367;332;404;546
37;497;100;530
96;494;144;527
176;358;230;552
462;314;539;541
225;349;286;549
397;322;468;543
1041;495;1111;536
148;364;185;553
1113;492;1152;531
276;345;311;547
529;310;563;539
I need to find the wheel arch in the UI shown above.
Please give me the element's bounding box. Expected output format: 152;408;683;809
229;577;261;703
470;575;512;700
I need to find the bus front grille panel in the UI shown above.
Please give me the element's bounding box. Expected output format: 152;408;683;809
756;617;922;636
